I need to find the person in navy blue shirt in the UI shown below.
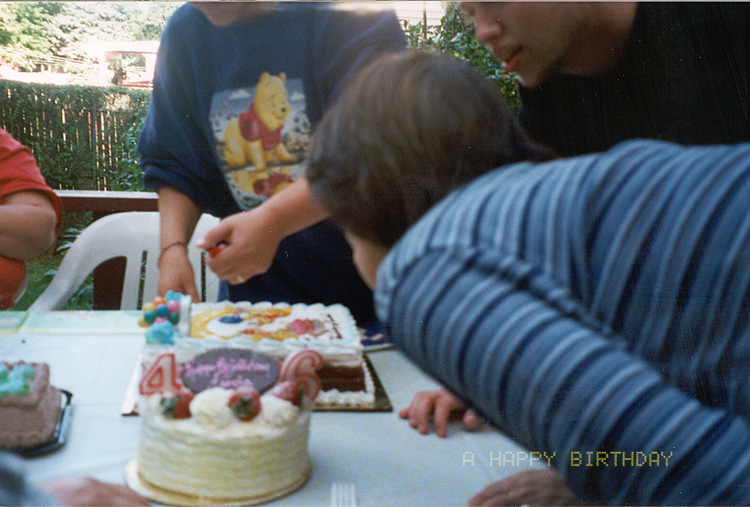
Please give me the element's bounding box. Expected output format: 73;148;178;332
138;3;406;334
307;50;750;505
460;2;750;156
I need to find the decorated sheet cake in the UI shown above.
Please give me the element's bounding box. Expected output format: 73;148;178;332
139;292;375;408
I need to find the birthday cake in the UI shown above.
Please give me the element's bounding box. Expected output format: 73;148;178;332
0;362;62;449
128;348;321;505
139;292;375;408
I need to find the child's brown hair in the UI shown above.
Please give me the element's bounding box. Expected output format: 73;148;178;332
307;50;555;247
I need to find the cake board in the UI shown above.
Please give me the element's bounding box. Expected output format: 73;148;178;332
125;458;311;507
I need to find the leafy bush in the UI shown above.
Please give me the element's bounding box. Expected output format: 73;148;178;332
110;105;148;191
402;3;520;112
0;79;149;190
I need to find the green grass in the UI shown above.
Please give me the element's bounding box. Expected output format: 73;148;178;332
13;248;93;311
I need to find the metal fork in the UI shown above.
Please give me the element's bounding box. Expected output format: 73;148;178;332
330;481;357;507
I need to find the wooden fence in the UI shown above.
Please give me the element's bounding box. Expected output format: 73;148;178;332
0;79;149;191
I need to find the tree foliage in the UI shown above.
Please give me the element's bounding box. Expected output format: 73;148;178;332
0;3;64;69
402;3;520;112
0;2;179;72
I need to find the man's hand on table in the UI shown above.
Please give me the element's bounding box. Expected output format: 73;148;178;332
38;476;150;506
468;469;585;506
399;388;483;438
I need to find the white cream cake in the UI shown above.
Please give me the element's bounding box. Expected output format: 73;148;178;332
128;349;320;505
135;388;310;503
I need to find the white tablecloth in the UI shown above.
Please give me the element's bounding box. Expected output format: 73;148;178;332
1;314;543;506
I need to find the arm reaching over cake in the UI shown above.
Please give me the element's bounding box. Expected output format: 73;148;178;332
39;477;151;507
0;451;149;507
198;178;329;285
400;389;483;438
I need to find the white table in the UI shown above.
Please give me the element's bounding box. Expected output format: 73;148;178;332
1;311;543;506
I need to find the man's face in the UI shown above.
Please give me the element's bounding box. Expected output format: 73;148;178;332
191;2;274;27
460;2;589;87
344;233;390;290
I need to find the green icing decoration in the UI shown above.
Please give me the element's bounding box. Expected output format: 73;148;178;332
0;364;36;397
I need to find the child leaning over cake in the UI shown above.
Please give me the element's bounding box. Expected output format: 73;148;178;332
306;48;554;434
306;50;568;506
305;50;750;505
305;48;554;433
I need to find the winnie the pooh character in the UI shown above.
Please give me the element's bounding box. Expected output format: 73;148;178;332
224;72;297;171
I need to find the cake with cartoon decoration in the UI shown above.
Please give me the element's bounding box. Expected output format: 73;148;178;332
139;291;375;408
0;362;62;449
127;347;323;506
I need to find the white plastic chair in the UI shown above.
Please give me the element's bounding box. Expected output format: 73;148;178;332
30;212;221;310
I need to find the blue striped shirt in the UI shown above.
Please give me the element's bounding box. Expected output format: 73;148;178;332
375;140;750;504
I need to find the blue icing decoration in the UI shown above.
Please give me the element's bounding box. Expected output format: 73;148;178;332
146;321;178;345
0;378;27;396
219;314;243;324
165;290;183;302
12;364;35;381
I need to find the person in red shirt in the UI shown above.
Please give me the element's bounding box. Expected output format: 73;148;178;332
0;129;62;309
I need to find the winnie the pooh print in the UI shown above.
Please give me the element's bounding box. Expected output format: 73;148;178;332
224;72;298;171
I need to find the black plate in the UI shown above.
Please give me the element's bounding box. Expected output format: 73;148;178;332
14;389;73;457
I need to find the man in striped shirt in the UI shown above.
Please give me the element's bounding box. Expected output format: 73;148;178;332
308;50;750;504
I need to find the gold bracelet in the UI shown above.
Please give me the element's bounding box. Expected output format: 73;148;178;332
157;240;187;268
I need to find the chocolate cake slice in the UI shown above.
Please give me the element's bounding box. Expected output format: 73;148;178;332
0;362;62;449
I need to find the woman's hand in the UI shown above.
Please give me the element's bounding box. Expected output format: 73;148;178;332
199;208;284;285
157;245;200;301
197;177;330;285
39;476;151;507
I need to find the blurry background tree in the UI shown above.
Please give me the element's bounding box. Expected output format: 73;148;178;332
0;2;515;108
0;2;65;71
0;2;178;75
403;2;520;112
